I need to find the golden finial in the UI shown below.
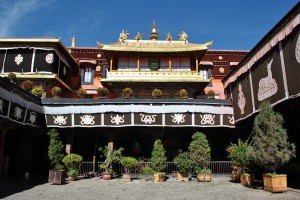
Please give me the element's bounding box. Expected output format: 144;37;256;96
205;40;213;47
71;36;76;47
96;41;104;48
150;20;158;40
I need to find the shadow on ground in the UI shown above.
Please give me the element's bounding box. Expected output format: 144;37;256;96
0;177;48;198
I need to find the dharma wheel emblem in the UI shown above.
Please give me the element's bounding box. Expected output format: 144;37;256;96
45;53;54;64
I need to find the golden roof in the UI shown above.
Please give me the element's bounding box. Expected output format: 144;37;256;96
97;39;213;53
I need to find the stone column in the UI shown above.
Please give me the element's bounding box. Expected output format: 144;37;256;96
65;131;73;155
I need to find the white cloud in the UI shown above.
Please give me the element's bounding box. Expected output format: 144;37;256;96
0;0;56;37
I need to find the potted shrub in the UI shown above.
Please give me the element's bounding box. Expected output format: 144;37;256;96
31;85;44;98
152;88;162;99
249;101;296;192
179;89;188;99
226;139;254;185
62;153;83;181
207;89;215;99
97;87;109;98
158;173;165;182
21;80;33;92
120;156;138;181
174;151;193;181
7;72;16;83
150;139;167;182
98;145;124;180
122;87;133;98
189;132;212;182
47;129;66;185
77;88;87;98
51;86;62;98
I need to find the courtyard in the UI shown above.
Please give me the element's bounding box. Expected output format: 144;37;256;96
0;176;299;200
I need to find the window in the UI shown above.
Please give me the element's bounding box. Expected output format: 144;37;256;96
81;68;94;85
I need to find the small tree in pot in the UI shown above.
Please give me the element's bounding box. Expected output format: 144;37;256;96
77;88;87;98
98;145;124;180
7;72;16;83
249;101;296;192
47;129;66;184
189;132;212;182
122;87;133;98
22;80;33;92
150;139;167;182
51;86;62;98
174;151;193;181
62;153;83;181
120;156;138;181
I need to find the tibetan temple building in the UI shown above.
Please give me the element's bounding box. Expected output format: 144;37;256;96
0;2;300;179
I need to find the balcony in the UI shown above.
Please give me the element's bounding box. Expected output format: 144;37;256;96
101;70;210;83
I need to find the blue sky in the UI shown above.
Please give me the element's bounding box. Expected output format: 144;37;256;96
0;0;298;50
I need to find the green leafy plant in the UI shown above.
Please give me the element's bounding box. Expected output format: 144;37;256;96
150;139;167;172
97;87;109;98
67;169;79;177
249;101;296;174
120;156;138;174
226;139;252;174
207;89;215;99
189;132;211;173
22;80;33;91
7;72;16;82
99;145;124;173
195;167;212;174
174;151;193;174
51;86;62;98
179;89;188;98
47;129;65;170
122;87;133;98
152;88;162;98
31;85;44;97
62;153;83;176
77;88;87;98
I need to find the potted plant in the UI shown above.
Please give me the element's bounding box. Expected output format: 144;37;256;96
7;72;16;83
62;153;83;181
21;80;33;92
97;87;109;98
77;88;87;98
207;89;215;99
158;173;165;182
150;139;167;182
189;132;212;182
249;101;296;192
152;88;162;99
47;129;66;185
120;156;138;181
174;151;193;181
51;86;62;98
226;139;254;185
31;85;44;98
179;89;188;99
98;145;124;180
122;87;133;98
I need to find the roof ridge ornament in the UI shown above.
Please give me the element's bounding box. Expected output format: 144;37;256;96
166;32;172;42
135;32;143;41
119;29;130;43
96;41;104;48
178;31;188;43
150;20;158;40
205;41;213;47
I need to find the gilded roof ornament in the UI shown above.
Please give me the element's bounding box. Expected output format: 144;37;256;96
135;32;143;41
166;32;173;42
96;41;104;48
119;30;130;43
178;31;188;43
205;41;213;47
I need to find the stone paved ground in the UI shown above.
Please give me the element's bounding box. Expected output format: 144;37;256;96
0;176;299;200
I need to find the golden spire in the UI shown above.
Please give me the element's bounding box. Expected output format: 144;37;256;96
150;20;158;40
71;36;76;47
